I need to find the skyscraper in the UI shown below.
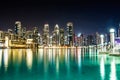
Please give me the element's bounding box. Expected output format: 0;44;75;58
67;22;74;46
42;24;49;46
95;32;100;45
60;28;64;46
0;31;5;43
55;24;60;46
14;21;22;35
52;24;60;46
14;21;22;40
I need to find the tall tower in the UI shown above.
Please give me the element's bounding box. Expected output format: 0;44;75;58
100;34;104;46
43;24;49;46
95;32;100;45
53;24;60;46
60;28;64;46
67;22;73;46
110;28;115;48
15;21;22;35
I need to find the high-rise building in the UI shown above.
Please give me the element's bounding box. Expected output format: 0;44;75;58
52;31;56;46
33;27;39;44
95;32;100;45
8;29;14;40
60;28;64;46
22;27;26;39
52;24;60;46
110;28;115;48
14;21;22;40
15;21;22;35
0;31;5;42
87;35;94;45
100;34;104;46
67;22;74;46
104;34;108;45
54;24;60;46
42;24;49;46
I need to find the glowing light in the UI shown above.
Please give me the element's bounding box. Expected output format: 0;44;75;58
100;57;105;80
110;59;117;80
77;33;81;37
67;22;73;26
38;49;43;63
44;24;49;27
18;49;22;64
77;49;81;70
26;49;33;71
48;49;52;63
0;50;2;68
38;33;40;36
55;24;59;28
5;36;9;48
100;34;104;38
26;39;33;44
110;28;115;33
4;49;8;72
56;55;59;75
65;49;70;71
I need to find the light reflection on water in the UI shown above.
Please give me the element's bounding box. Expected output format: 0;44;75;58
4;49;9;72
0;48;120;80
0;49;2;68
110;58;117;80
26;49;33;71
100;57;105;80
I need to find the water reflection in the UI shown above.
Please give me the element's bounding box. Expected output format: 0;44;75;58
0;49;2;68
26;49;33;71
65;49;70;70
38;49;43;63
77;48;81;71
100;57;105;80
110;58;117;80
0;48;120;80
4;49;9;72
56;53;59;75
43;48;48;73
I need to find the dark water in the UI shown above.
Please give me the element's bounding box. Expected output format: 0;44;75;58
0;48;120;80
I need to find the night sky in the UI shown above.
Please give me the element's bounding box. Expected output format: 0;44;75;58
0;1;120;34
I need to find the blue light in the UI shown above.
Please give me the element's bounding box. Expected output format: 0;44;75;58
78;33;81;37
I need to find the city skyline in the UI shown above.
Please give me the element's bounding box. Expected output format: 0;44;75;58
0;1;120;34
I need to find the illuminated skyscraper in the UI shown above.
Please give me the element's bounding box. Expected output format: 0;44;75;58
95;32;100;45
67;22;74;46
110;28;115;48
42;24;49;46
100;34;104;46
60;28;64;46
33;27;39;47
8;29;14;40
14;21;22;35
104;34;108;45
0;31;5;43
22;27;26;39
52;24;60;46
14;21;22;40
55;24;60;46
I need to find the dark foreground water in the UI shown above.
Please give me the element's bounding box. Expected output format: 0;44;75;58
0;48;120;80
